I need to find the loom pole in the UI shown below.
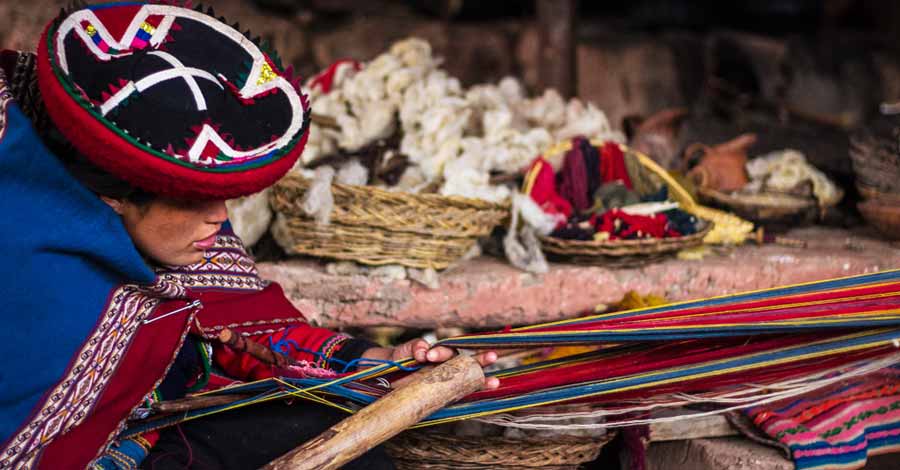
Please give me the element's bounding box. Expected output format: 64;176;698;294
261;354;485;470
218;328;294;368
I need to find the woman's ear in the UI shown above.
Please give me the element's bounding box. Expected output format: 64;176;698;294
99;195;126;215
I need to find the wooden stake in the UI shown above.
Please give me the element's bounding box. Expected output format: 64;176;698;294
752;227;808;248
152;394;249;414
262;354;485;470
310;113;339;129
537;0;577;98
218;328;294;368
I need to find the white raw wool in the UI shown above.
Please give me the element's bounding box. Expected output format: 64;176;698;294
745;149;843;207
325;261;369;277
270;213;295;254
302;166;336;225
335;159;369;186
226;189;272;248
297;38;623;204
407;267;441;290
514;192;561;236
369;265;408;280
503;194;549;274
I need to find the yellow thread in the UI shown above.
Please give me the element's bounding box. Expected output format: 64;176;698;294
522;161;542;195
139;22;156;35
417;330;900;427
504;274;900;332
256;62;278;86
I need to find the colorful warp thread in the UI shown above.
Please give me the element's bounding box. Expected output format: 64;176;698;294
438;269;900;347
124;270;900;450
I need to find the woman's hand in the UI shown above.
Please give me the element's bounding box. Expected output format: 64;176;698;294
362;339;500;390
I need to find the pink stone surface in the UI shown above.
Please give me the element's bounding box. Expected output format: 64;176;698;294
257;227;900;329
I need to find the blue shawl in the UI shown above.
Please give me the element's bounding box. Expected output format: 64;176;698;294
0;89;154;444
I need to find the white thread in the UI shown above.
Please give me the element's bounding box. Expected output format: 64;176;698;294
143;299;203;325
475;353;900;430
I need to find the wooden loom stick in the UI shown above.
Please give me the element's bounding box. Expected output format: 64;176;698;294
152;394;249;414
218;328;294;368
262;354;485;470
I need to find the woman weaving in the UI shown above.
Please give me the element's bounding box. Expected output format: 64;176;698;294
0;3;497;469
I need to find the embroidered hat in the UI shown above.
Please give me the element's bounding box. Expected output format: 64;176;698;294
36;1;309;200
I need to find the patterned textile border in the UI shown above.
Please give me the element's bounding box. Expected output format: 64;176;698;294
0;228;272;468
0;69;11;143
0;287;160;469
156;232;268;292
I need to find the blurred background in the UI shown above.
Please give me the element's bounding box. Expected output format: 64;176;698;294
6;0;900;211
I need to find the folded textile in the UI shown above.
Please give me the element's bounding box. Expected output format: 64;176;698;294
746;367;900;470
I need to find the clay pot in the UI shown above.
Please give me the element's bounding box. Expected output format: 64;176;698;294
685;133;756;192
625;107;690;170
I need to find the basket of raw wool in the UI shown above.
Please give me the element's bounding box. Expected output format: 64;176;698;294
527;138;722;266
270;175;508;269
385;429;615;470
267;37;631;269
685;134;843;229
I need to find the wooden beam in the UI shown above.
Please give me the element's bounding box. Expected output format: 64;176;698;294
262;354;485;470
537;0;578;97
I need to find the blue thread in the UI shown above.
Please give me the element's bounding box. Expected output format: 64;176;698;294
268;327;348;367
339;358;420;374
267;327;420;373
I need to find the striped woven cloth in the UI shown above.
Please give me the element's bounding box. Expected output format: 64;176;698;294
746;366;900;470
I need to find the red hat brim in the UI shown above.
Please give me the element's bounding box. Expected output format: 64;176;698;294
36;6;309;200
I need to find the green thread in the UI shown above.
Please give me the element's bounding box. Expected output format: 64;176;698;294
186;341;212;393
820;399;900;438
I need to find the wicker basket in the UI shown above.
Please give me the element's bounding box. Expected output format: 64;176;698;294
385;430;614;470
541;220;712;266
858;199;900;240
270;175;509;269
849;130;900;194
858;184;900;206
696;187;821;227
537;141;715;264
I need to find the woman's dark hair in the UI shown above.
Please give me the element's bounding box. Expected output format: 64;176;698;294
46;126;156;205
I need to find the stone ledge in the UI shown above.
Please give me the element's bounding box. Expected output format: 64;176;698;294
646;436;900;470
646;437;794;470
258;227;900;329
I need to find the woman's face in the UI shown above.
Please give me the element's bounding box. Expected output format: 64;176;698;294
102;196;228;266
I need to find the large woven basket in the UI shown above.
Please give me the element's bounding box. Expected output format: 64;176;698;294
538;141;715;264
270;175;509;269
385;430;614;470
